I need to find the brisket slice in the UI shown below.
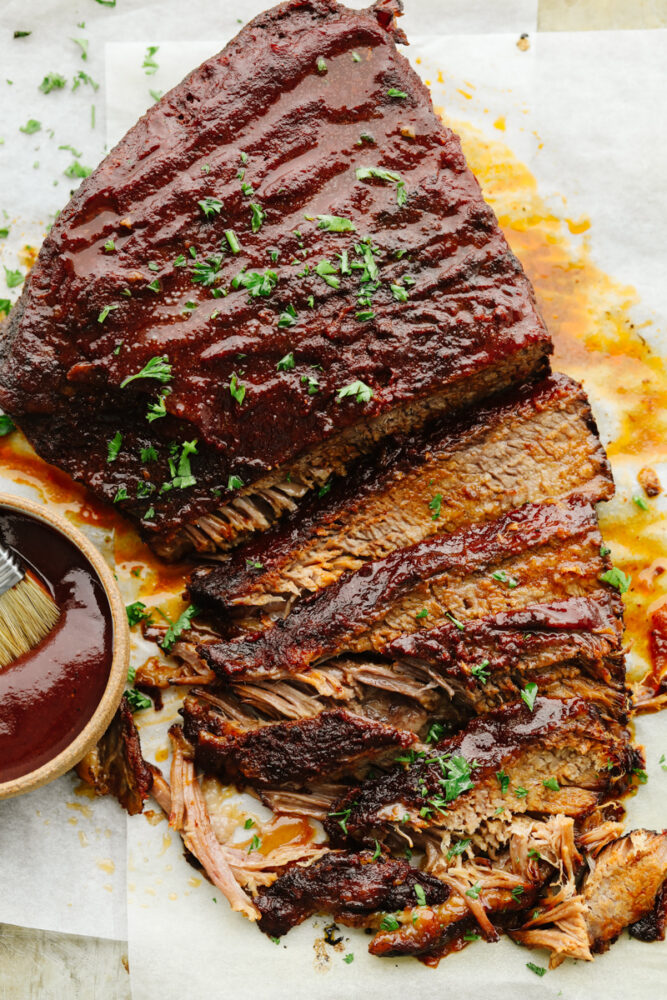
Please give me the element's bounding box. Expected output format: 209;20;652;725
75;696;153;815
324;697;639;846
583;830;667;952
255;849;450;937
387;595;628;721
0;0;550;554
183;704;417;787
199;497;613;680
190;373;612;610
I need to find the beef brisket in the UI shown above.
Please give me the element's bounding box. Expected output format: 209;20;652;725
190;373;612;610
199;497;614;680
0;0;550;555
255;849;450;937
324;697;639;847
75;696;153;815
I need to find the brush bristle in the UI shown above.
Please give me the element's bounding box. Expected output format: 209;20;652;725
0;574;60;669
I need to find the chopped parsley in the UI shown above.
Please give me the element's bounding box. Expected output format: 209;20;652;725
515;786;528;798
0;415;15;436
496;770;509;795
428;493;442;520
633;495;649;511
390;283;408;302
228;475;244;490
543;777;560;791
301;374;319;395
471;660;490;685
379;914;399;932
232;269;277;298
106;431;122;462
511;886;525;902
465;883;481;900
316;56;327;74
634;767;648;784
0;301;11;317
247;834;261;854
426;721;445;744
113;486;128;503
355;309;375;322
198;196;223;218
440;755;474;801
225;230;241;254
72;38;89;61
146;389;170;423
229;372;246;405
447;838;471;860
337;380;373;404
343;953;354;964
463;931;480;942
169;439;198;489
250;202;265;232
328;807;351;835
278;304;297;328
372;840;382;861
160;604;199;652
387;87;408;98
415;608;428;619
191;253;222;286
445;611;465;631
520;681;538;712
316;215;356;232
64;161;93;179
599;567;631;593
414;885;427;907
491;569;519;588
125;688;152;712
140;446;158;463
356;165;401;184
4;267;24;288
104;239;115;252
19;119;41;135
245;559;263;570
121;355;172;388
98;304;118;324
126;601;151;627
351;51;361;62
142;45;159;75
526;963;547;977
314;259;340;289
146;277;161;293
277;352;295;371
39;73;67;94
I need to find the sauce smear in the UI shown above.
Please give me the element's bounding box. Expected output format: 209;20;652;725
0;508;113;783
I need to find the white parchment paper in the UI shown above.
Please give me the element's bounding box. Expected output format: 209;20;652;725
0;0;666;994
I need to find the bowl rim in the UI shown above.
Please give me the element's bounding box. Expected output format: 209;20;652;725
0;492;130;800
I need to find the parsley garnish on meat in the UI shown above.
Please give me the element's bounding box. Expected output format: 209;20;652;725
492;569;519;588
496;770;509;795
328;807;351;835
440;755;474;801
426;722;445;744
316;56;327;74
414;885;427;906
428;493;442;520
337;380;373;404
113;486;128;503
301;374;319;395
147;389;170;423
471;660;490;685
125;688;152;712
415;608;428;620
316;215;356;232
106;431;122;462
198;196;223;219
250;202;265;232
390;283;408;302
447;838;471;860
278;304;297;328
371;840;382;861
314;260;340;288
232;269;277;297
160;604;199;652
121;355;172;387
515;786;528;798
465;883;481;900
542;777;560;791
98;304;118;323
277;352;295;371
445;611;465;631
228;474;244;490
169;439;198;489
356;165;407;206
247;834;261;854
379;915;400;932
520;681;538;712
0;415;15;435
387;87;408;98
191;254;222;286
146;277;161;293
599;566;631;593
104;239;115;252
225;230;241;254
229;372;246;405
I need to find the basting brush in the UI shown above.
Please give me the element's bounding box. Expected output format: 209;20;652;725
0;543;60;668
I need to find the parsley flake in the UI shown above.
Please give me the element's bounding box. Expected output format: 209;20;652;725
316;215;356;232
126;601;151;627
250;202;265;233
337;380;373;404
387;87;408;98
142;45;159;75
40;73;67;94
227;474;244;490
4;267;24;288
198;196;223;219
98;304;118;324
428;493;442;520
229;372;246;405
160;604;199;651
106;431;122;462
380;914;399;931
521;682;538;712
277;352;295;371
599;567;631;593
121;355;172;388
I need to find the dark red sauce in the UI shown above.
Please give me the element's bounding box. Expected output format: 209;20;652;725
0;507;113;783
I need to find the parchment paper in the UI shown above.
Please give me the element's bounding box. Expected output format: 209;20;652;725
0;0;665;994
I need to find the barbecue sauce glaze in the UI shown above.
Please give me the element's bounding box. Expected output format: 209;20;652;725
0;508;112;783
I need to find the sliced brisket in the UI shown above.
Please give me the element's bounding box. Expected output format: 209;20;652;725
255;849;450;937
199;497;613;680
0;0;550;554
324;697;639;847
190;373;612;610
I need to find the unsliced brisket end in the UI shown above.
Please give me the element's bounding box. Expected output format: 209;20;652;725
255;849;450;937
190;373;613;612
75;696;153;815
0;0;550;552
199;497;613;681
324;697;639;846
387;595;628;720
183;704;417;787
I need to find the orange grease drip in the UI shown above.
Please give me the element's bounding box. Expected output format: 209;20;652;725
447;118;667;692
239;815;316;856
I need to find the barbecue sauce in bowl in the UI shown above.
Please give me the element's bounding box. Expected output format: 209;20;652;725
0;507;113;783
